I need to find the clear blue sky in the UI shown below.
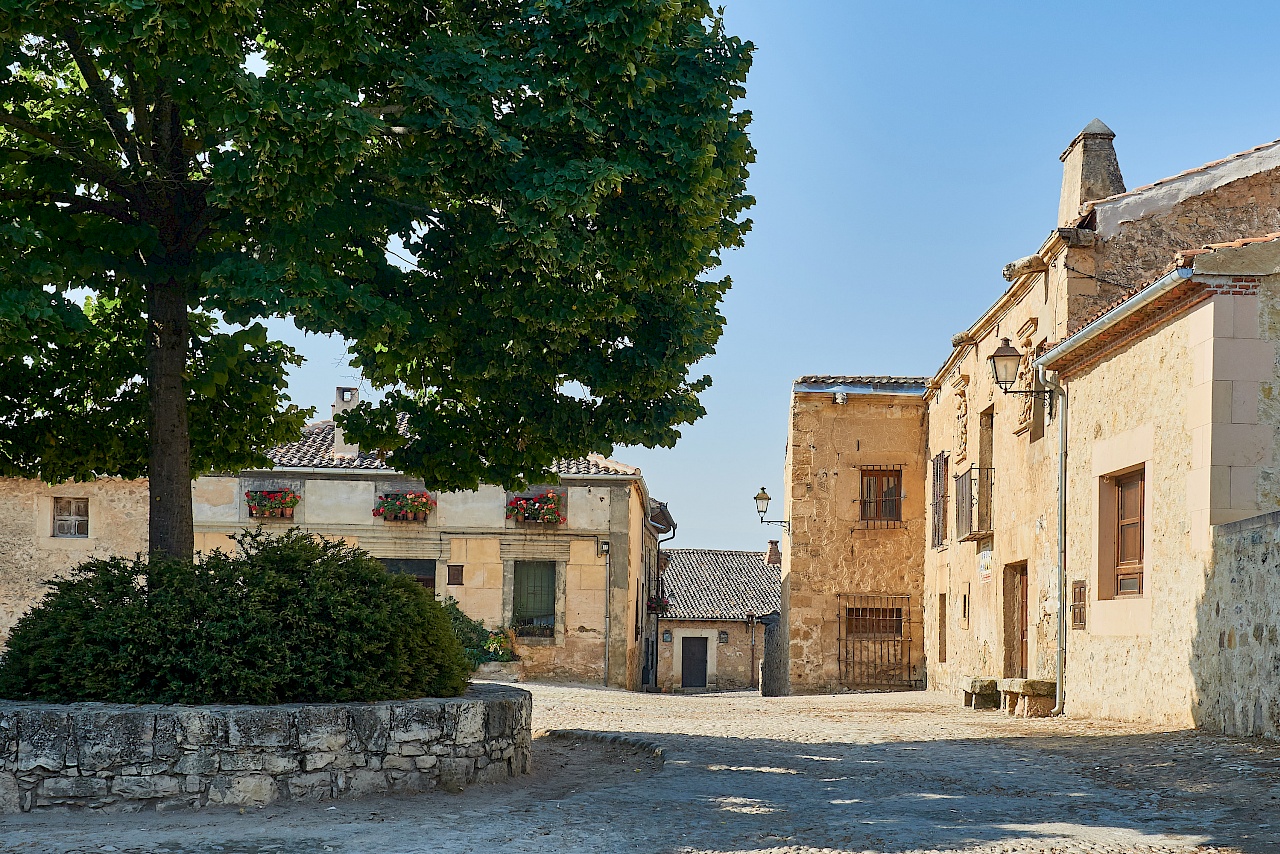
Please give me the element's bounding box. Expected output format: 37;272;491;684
268;1;1280;549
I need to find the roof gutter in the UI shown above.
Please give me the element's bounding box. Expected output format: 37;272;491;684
1035;266;1192;372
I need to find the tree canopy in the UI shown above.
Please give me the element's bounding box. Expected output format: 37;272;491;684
0;0;754;559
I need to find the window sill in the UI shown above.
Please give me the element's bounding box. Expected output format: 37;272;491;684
513;636;559;647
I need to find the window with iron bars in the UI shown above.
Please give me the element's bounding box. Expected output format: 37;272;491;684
846;606;904;638
930;453;949;548
859;466;903;527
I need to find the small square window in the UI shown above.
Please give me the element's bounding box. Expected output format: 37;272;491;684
447;564;464;586
717;630;729;644
53;498;89;538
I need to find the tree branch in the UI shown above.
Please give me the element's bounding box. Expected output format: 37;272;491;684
61;29;141;167
0;110;137;201
0;189;137;223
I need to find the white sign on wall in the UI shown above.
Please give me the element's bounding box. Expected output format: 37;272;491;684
978;549;993;583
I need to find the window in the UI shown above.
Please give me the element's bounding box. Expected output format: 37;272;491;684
859;467;902;523
53;498;89;538
960;583;971;629
1071;581;1087;629
930;453;949;547
381;558;437;592
447;564;464;586
1115;470;1144;595
846;606;903;637
937;594;947;663
512;561;556;637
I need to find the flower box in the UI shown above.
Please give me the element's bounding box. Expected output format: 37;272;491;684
374;492;437;521
505;491;566;525
246;489;300;519
646;595;672;614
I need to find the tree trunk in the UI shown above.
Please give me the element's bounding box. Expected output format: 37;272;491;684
146;275;194;562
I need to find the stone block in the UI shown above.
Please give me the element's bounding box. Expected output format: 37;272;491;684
287;771;333;801
476;759;512;784
260;753;301;775
39;776;110;799
341;769;388;798
381;755;417;772
112;775;183;799
414;755;438;772
175;709;229;748
437;757;474;792
173;750;218;776
152;711;181;759
217;751;264;772
347;705;391;753
226;708;292;748
296;705;349;752
15;710;69;772
390;703;443;743
207;774;278;806
451;702;486;745
0;774;19;813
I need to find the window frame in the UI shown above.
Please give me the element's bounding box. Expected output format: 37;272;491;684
859;466;903;523
447;564;464;586
512;560;557;638
1114;470;1144;597
52;497;89;539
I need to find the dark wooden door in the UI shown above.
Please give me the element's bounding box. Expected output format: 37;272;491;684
1014;566;1029;679
681;636;708;688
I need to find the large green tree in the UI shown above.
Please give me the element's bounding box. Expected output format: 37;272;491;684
0;1;754;560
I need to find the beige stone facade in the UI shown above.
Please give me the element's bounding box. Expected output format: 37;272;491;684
0;401;668;692
656;619;763;692
785;122;1280;736
782;381;927;694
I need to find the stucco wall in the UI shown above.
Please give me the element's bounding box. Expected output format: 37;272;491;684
784;392;927;693
0;685;531;813
656;619;761;692
0;478;149;645
1196;510;1280;739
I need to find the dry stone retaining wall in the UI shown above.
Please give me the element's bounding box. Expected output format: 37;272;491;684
0;684;531;813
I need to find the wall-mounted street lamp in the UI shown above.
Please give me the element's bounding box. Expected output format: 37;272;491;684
754;487;790;533
989;338;1052;404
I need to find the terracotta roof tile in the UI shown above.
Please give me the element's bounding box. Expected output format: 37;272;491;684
795;375;931;389
263;420;638;477
662;549;781;621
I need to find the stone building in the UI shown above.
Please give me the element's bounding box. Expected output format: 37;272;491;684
655;543;780;692
0;388;670;692
781;377;929;693
785;121;1280;735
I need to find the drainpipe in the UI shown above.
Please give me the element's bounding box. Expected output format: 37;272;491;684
1041;366;1068;716
603;548;611;687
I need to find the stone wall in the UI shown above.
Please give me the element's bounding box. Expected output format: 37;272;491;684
785;391;927;693
1194;511;1280;739
656;619;761;692
0;685;531;813
0;477;149;646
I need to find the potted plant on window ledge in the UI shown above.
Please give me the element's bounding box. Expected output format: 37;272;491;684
373;492;437;522
246;489;300;519
505;491;566;525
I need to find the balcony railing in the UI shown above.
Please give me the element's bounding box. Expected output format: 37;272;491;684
954;466;994;541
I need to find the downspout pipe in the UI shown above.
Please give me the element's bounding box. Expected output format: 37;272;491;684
1038;365;1068;716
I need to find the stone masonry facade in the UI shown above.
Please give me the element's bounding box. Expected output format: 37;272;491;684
0;685;531;813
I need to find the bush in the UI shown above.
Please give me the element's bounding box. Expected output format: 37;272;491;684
439;597;515;669
0;529;470;704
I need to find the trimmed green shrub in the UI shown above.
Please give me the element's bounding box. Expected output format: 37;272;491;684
0;529;470;704
440;597;515;669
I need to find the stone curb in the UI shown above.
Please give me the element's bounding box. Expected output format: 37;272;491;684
538;729;666;767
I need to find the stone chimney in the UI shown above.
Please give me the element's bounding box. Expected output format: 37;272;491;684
1058;118;1125;227
331;386;359;459
766;540;782;566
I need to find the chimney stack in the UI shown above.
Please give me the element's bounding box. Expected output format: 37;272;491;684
331;386;359;459
1058;118;1125;227
766;540;782;566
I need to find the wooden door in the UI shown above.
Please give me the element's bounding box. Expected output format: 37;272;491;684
1014;566;1028;679
681;636;708;688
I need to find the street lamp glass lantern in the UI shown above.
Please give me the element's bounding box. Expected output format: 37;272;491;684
989;337;1023;392
754;487;771;519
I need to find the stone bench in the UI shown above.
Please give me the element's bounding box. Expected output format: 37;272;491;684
997;678;1057;718
958;676;1000;710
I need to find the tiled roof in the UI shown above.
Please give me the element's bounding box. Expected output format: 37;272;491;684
662;549;781;622
263;420;639;477
1083;137;1280;213
796;375;931;386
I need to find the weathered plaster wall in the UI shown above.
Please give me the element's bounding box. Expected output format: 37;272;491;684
0;685;531;813
0;478;149;646
1196;510;1280;739
656;620;761;692
784;392;927;693
1062;312;1203;725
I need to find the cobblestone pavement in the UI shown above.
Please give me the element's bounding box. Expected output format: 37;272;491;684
2;682;1279;853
